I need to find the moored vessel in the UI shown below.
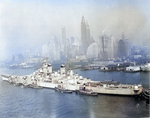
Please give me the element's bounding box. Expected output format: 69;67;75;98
141;63;150;72
55;84;73;93
0;59;144;96
125;66;141;72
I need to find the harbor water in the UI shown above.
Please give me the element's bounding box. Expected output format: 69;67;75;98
0;67;149;118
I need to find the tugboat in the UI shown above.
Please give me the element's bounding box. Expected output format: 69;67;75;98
77;83;98;96
140;89;150;105
55;84;73;93
78;89;98;96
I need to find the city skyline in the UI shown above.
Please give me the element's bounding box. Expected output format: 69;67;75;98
0;0;150;61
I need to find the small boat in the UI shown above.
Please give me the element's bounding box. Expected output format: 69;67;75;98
78;90;98;96
55;85;72;93
77;84;98;96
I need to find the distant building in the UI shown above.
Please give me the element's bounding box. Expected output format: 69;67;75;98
11;54;24;63
62;27;66;51
69;37;80;58
11;55;15;63
125;39;131;56
64;38;70;57
86;43;99;59
70;37;74;46
18;53;24;63
25;50;32;58
107;35;118;59
42;44;48;57
48;36;60;61
98;35;108;60
80;16;93;55
118;40;126;58
118;33;129;58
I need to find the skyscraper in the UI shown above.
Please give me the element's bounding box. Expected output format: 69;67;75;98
107;35;118;59
48;36;60;61
62;27;66;51
99;35;108;60
80;16;91;55
118;33;127;58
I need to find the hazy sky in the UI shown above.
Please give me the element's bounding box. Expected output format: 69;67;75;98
0;0;150;61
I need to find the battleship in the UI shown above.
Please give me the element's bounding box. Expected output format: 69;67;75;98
1;59;143;96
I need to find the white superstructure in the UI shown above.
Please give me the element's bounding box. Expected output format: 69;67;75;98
141;63;150;72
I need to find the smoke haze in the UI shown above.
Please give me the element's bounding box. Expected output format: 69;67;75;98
0;0;150;61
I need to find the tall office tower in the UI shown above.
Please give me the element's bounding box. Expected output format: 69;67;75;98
99;36;108;60
86;22;91;45
62;27;66;51
102;36;105;52
112;36;118;59
81;16;87;55
107;36;118;59
64;38;70;58
80;16;91;55
125;39;131;56
107;36;114;59
118;33;127;58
